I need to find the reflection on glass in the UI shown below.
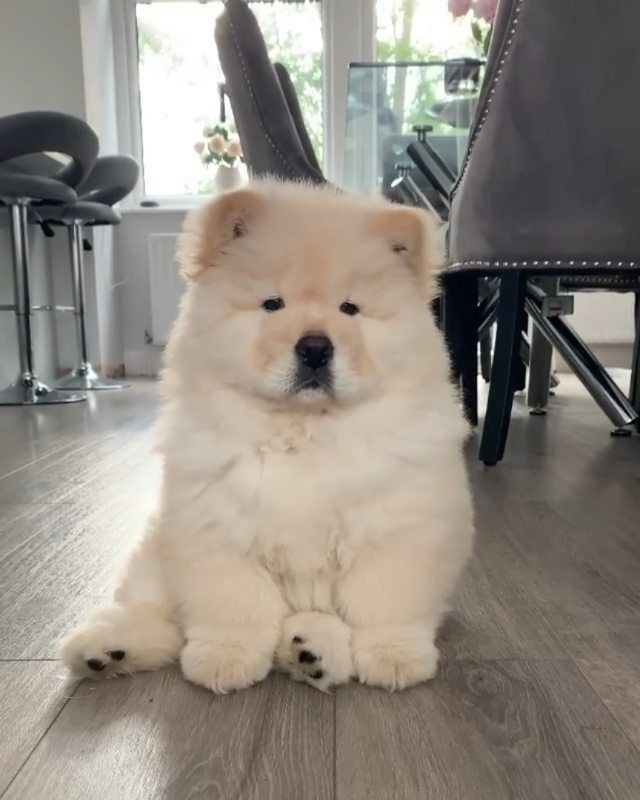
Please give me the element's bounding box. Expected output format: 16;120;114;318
344;60;483;197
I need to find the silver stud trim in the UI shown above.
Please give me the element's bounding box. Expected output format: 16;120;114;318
447;258;640;274
450;0;526;200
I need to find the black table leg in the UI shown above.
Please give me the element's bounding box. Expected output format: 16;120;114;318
479;272;527;465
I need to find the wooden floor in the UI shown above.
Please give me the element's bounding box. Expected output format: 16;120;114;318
0;378;639;799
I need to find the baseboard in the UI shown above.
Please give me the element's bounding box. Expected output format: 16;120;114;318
56;362;126;379
555;342;634;373
124;347;164;377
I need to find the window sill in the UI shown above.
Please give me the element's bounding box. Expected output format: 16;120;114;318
120;205;195;216
120;192;226;215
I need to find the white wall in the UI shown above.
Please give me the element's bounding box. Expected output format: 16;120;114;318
79;0;125;375
0;0;86;119
115;208;188;376
572;293;635;349
0;0;87;386
0;0;128;384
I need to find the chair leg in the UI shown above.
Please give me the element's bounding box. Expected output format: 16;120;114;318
514;309;528;391
525;287;637;430
527;277;558;414
0;203;85;406
479;272;527;465
629;293;640;430
443;272;478;426
56;223;127;391
479;331;492;382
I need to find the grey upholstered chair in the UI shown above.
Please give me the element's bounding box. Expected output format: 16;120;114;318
40;155;139;391
273;62;322;174
0;111;98;405
214;0;325;183
448;0;640;464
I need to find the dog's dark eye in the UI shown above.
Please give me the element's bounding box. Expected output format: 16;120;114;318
262;297;285;312
340;301;360;316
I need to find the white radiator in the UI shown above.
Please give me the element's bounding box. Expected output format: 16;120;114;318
148;233;185;346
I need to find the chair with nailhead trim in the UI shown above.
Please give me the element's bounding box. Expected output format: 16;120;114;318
214;0;325;184
448;0;640;464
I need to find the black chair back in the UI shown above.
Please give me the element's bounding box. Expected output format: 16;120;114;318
0;111;98;188
77;155;140;206
273;62;321;174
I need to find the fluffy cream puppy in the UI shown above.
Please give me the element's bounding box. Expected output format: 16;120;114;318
60;181;473;693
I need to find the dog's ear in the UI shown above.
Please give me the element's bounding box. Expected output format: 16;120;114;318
179;188;265;279
367;205;442;294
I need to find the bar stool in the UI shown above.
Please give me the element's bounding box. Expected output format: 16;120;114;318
41;155;139;391
0;111;98;405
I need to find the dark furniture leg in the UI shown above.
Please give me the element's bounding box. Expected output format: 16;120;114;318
527;277;558;414
479;272;527;465
480;332;492;382
514;309;528;391
443;272;478;426
630;293;640;431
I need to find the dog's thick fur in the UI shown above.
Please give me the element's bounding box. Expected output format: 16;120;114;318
61;181;473;692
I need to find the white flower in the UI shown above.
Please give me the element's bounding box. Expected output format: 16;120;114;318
208;134;226;155
227;139;242;159
202;125;215;137
194;141;205;155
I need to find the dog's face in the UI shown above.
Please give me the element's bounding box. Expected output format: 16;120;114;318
173;183;439;408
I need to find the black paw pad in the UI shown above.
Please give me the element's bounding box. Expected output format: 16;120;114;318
299;650;317;664
87;658;105;672
108;650;126;661
292;636;304;644
310;670;324;681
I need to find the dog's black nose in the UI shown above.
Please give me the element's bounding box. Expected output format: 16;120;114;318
295;334;334;370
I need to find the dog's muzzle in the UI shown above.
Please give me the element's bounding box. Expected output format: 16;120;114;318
293;333;334;394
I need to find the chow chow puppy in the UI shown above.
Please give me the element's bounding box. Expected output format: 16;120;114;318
60;181;473;693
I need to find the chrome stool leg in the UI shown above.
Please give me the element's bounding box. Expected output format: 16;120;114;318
56;222;127;391
0;203;86;406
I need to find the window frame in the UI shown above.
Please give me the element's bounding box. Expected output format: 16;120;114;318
112;0;375;206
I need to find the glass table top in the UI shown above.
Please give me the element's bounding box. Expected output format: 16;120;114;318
343;59;484;197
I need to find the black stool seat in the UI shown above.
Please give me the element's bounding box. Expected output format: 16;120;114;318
43;200;121;226
75;155;139;206
0;172;77;205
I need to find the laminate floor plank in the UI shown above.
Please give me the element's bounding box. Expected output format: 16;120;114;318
560;620;640;751
2;670;334;800
0;662;75;795
335;658;640;800
0;460;159;658
0;381;158;479
1;377;638;799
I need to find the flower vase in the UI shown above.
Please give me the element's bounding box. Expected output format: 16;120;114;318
214;164;242;192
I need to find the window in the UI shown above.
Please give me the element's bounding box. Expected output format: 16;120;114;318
375;0;479;133
135;0;323;198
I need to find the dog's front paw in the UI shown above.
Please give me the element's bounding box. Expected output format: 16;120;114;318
180;637;272;694
352;625;439;691
276;611;353;692
59;602;182;678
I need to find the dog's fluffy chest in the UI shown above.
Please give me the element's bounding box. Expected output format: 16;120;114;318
163;410;418;574
160;394;468;584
